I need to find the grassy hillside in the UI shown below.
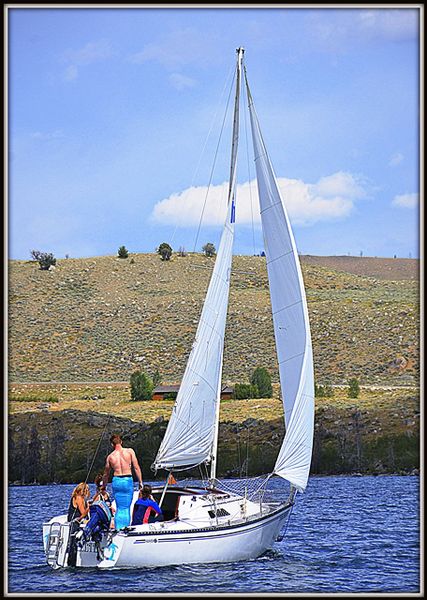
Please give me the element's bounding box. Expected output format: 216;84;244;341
8;253;419;386
8;381;419;431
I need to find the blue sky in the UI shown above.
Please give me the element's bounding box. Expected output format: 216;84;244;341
8;6;421;260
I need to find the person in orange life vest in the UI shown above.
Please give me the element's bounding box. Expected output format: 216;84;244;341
131;484;164;525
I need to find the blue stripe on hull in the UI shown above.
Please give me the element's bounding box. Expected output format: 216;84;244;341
128;503;291;544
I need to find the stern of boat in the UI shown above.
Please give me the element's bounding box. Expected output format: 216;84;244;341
42;515;70;569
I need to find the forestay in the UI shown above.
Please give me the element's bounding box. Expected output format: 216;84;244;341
153;50;243;473
245;72;315;492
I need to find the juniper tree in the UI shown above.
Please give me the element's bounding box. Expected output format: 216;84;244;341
202;242;216;257
118;246;129;258
251;367;273;398
233;383;259;400
30;250;56;270
130;370;154;401
348;377;360;398
158;242;173;261
152;369;162;387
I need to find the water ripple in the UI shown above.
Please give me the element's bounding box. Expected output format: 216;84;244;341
7;476;420;594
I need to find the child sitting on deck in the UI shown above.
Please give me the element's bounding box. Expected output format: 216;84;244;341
131;484;164;525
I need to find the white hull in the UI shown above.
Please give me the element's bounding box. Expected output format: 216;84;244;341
43;486;293;569
100;505;291;569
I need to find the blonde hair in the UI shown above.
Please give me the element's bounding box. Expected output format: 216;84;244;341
71;482;90;500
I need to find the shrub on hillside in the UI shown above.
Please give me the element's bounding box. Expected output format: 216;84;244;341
158;242;173;261
233;383;259;400
315;383;334;398
202;242;216;257
30;250;57;270
117;246;129;258
130;370;154;401
152;369;162;387
348;378;360;398
251;367;272;398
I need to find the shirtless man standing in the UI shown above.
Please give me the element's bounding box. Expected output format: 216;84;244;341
103;433;143;530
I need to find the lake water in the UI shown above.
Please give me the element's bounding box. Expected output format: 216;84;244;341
7;475;420;595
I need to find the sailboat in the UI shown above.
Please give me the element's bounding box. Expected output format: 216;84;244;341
43;47;315;570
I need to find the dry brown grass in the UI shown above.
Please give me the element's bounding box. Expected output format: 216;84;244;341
8;253;419;386
8;381;283;423
8;381;419;435
301;255;418;281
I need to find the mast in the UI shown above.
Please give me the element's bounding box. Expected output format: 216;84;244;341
210;46;244;482
153;50;241;476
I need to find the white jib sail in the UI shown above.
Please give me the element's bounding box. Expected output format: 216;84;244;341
246;76;315;492
153;49;243;472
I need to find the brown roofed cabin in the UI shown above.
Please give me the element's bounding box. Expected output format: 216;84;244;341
152;385;234;401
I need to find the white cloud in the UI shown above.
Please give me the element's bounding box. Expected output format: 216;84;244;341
63;65;78;82
309;8;419;53
392;193;419;209
61;39;113;81
151;171;367;227
128;28;218;69
169;73;196;91
63;39;113;65
357;9;419;42
389;152;404;167
313;171;367;199
30;129;64;140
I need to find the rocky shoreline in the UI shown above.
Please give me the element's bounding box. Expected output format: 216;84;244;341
8;406;419;485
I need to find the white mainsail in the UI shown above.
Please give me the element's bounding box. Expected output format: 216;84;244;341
245;73;315;492
153;201;235;471
153;49;243;473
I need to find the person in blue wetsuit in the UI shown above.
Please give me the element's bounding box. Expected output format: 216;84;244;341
103;433;143;530
131;484;164;525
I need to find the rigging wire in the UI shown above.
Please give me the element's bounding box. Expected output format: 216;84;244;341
245;424;250;479
169;64;235;250
153;65;240;474
191;69;236;255
84;413;112;484
69;413;112;522
147;68;236;327
242;68;257;257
